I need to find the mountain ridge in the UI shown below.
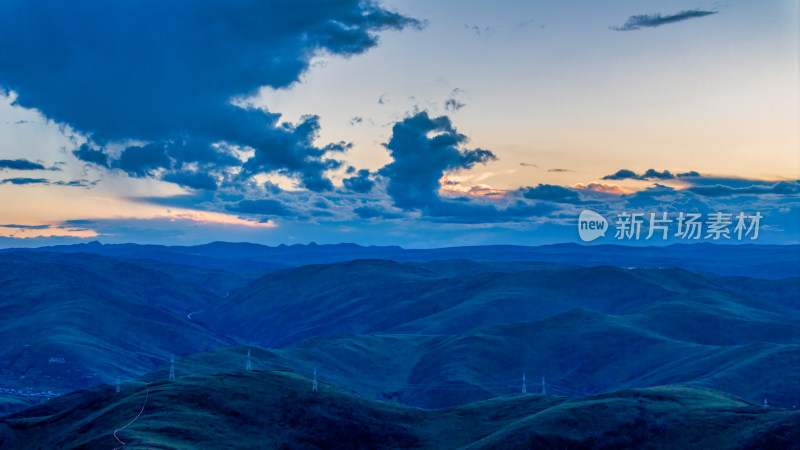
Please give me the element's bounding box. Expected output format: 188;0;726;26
3;241;798;278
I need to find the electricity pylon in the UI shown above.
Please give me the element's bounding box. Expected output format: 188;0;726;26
522;373;526;394
246;348;252;371
312;367;318;393
169;355;175;381
541;376;546;395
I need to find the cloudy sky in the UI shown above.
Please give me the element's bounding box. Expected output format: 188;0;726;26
0;0;797;248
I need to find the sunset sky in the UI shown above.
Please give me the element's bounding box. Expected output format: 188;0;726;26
0;0;797;247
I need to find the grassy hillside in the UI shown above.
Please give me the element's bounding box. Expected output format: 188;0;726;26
1;370;796;449
132;318;800;410
2;255;797;413
0;252;253;396
1;250;798;447
204;261;799;346
194;260;799;408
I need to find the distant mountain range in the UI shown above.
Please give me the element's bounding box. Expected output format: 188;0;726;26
4;240;799;278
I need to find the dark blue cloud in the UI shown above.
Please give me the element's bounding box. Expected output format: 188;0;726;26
424;200;557;224
263;182;284;195
0;224;51;230
162;171;218;191
0;0;420;191
352;202;403;220
378;111;558;222
53;180;94;187
380;111;495;210
444;88;467;111
0;177;94;187
57;219;95;231
238;118;352;192
689;180;800;197
612;9;717;31
0;159;46;171
1;177;48;185
228;199;291;217
343;169;375;193
603;168;697;181
444;98;466;111
129;192;216;210
117;143;171;177
353;206;382;219
353;205;389;219
311;198;331;209
603;169;640;180
309;209;335;218
641;169;676;180
72;144;110;167
522;184;581;204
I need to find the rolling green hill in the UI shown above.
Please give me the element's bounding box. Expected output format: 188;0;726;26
193;260;799;408
4;255;793;411
0;252;256;396
204;261;799;345
1;370;796;449
132;309;800;410
1;250;797;446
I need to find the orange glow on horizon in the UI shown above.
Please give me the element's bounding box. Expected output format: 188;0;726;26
0;208;276;239
439;175;508;199
573;183;634;195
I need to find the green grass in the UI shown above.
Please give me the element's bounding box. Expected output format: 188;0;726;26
1;254;798;431
1;371;797;449
0;252;249;396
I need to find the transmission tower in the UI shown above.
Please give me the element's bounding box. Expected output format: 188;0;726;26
246;348;252;371
522;373;526;394
541;376;546;395
763;398;769;408
312;367;318;393
115;376;120;393
169;355;175;381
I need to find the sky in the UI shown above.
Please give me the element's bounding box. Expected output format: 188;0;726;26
0;0;798;248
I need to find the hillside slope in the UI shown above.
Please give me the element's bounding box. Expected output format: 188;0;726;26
0;252;250;396
1;371;796;449
197;261;799;408
204;261;799;346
